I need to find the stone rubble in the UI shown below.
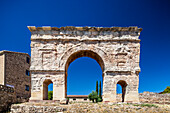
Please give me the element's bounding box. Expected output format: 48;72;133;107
11;102;170;113
0;85;16;112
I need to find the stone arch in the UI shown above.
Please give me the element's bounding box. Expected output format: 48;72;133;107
58;44;108;71
64;50;105;96
114;75;130;85
65;50;105;73
28;26;141;103
42;79;53;100
116;80;127;102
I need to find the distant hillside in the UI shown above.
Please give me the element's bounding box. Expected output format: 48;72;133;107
159;86;170;94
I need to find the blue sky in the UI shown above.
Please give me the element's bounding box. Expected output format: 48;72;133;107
0;0;170;94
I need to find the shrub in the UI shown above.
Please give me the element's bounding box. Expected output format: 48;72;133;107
97;97;102;102
88;91;98;103
48;91;53;100
88;93;92;101
133;103;158;108
161;86;170;94
67;97;69;101
140;104;158;108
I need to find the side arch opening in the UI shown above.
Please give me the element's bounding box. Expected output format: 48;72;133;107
116;80;127;102
43;79;53;100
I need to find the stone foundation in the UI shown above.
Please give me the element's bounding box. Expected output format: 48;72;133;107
11;102;170;113
11;92;170;112
11;104;65;113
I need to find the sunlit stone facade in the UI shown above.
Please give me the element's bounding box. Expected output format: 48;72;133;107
28;26;142;103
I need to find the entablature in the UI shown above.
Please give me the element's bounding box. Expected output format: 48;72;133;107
28;26;142;41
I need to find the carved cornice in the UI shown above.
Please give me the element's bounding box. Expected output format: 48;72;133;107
30;38;140;42
28;26;142;32
28;26;142;41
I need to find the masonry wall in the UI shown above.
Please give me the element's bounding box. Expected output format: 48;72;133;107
139;92;170;104
0;54;4;85
117;92;170;104
0;85;16;112
4;52;31;99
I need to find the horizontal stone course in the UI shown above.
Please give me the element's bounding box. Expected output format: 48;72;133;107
28;26;142;40
28;26;142;32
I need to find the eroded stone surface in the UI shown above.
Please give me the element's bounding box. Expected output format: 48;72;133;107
28;26;142;103
11;102;170;113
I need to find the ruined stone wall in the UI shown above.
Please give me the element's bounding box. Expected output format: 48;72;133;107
28;26;142;103
0;85;16;112
139;92;170;104
4;51;31;99
117;92;170;104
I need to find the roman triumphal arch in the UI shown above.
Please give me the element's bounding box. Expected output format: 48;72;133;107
28;26;142;103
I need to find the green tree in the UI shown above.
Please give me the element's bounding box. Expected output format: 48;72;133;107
88;93;93;102
99;81;102;98
161;86;170;94
96;81;98;95
93;91;98;103
97;81;102;102
48;91;53;100
88;91;98;103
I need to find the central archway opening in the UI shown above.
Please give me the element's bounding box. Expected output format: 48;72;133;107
65;50;104;101
67;57;103;95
